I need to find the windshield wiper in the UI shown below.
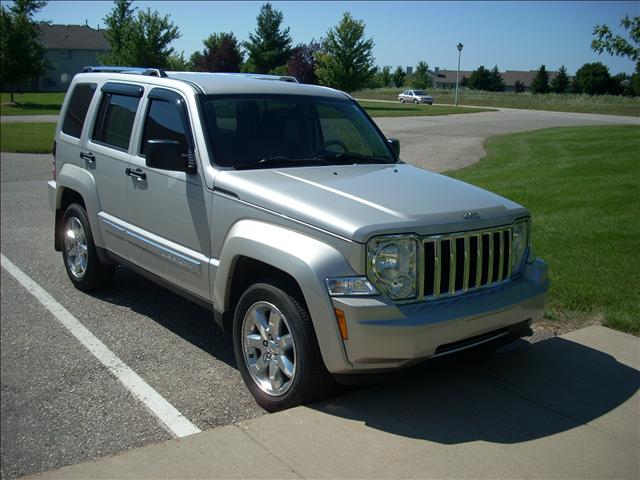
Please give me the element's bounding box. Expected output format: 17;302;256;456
235;156;331;170
317;153;395;165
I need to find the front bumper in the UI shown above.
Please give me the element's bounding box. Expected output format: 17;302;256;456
330;257;549;373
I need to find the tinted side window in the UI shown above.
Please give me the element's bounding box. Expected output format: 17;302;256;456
61;83;97;138
92;93;140;150
140;99;188;156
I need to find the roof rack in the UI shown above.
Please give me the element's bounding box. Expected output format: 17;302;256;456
216;72;298;83
82;66;168;78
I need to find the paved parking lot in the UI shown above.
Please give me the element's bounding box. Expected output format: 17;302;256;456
1;108;638;478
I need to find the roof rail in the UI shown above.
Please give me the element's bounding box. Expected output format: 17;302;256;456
82;66;168;78
217;72;298;83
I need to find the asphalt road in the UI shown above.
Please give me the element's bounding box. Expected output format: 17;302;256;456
0;154;265;479
1;108;638;478
373;106;638;171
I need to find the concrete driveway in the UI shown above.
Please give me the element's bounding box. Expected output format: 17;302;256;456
372;106;639;171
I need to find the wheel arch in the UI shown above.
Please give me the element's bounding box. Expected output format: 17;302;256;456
53;164;104;251
213;219;356;373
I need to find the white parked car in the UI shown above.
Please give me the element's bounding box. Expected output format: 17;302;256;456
398;90;433;105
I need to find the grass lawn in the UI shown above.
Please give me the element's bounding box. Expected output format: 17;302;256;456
358;100;493;117
0;122;56;153
1;92;65;115
446;125;640;335
355;88;640;117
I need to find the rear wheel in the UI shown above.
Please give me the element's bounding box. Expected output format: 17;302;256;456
233;281;334;411
414;99;418;104
61;203;114;291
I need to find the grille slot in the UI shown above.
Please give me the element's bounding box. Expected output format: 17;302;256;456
422;227;512;299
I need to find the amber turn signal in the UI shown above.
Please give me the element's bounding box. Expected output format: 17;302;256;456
334;308;348;340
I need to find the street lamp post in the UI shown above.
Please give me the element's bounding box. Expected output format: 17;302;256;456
455;42;463;107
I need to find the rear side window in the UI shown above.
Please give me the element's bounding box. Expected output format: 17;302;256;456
140;99;188;156
92;93;140;150
61;83;97;138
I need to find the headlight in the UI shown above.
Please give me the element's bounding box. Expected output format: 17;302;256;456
325;277;378;296
367;236;418;299
511;219;530;275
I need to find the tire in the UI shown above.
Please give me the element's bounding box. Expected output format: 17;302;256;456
414;99;418;104
400;98;404;103
232;281;334;411
61;203;114;291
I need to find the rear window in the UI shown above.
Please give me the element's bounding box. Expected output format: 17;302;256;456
61;83;97;138
92;93;140;150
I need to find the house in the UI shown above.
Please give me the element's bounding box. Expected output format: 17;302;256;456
34;23;109;92
430;67;571;92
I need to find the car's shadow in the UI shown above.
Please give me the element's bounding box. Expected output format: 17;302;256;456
311;336;640;444
90;265;238;369
91;266;638;445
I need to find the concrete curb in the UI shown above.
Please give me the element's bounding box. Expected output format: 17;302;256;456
29;326;640;479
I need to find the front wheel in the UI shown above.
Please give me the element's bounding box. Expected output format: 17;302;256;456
232;282;334;411
61;203;114;291
414;99;418;104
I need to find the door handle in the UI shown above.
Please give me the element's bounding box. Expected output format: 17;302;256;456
80;152;95;162
125;167;147;181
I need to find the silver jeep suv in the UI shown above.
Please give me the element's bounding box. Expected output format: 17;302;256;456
49;67;549;411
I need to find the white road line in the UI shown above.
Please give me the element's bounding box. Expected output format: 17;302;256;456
1;253;201;438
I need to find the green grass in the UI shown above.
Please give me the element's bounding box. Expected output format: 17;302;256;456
355;88;640;117
0;122;56;153
359;100;493;117
1;92;65;115
446;125;640;335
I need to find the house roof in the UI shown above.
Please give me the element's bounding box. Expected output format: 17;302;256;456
37;24;109;51
434;68;569;86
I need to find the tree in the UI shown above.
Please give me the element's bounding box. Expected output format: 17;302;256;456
100;0;134;65
100;1;181;69
592;15;639;71
467;66;493;91
489;65;505;92
192;32;243;72
244;3;292;73
315;12;376;92
531;64;550;93
379;65;392;87
513;80;526;93
414;60;432;89
550;65;570;93
166;52;188;71
286;41;320;84
391;66;406;88
0;0;48;102
573;62;612;95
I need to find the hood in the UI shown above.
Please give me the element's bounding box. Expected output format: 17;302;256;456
214;164;527;243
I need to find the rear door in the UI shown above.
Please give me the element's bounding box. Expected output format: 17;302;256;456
124;87;212;300
85;82;144;257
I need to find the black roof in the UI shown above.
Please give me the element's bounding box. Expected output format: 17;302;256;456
38;23;109;51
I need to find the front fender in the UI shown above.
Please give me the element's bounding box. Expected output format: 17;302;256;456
55;163;105;248
214;219;358;373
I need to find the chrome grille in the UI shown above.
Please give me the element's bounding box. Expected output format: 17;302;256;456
422;227;512;299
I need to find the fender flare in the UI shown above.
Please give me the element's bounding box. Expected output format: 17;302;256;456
214;219;357;373
54;163;105;248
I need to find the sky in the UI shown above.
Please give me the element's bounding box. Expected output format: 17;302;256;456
30;1;639;75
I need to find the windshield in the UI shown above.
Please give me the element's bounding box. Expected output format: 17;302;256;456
413;90;426;95
200;95;395;169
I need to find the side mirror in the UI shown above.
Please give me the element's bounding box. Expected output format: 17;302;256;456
387;138;400;158
145;139;193;173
